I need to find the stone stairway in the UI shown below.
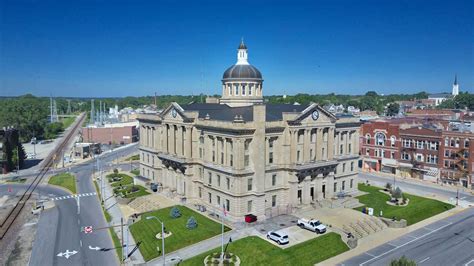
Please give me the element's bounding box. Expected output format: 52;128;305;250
128;195;161;213
342;216;387;239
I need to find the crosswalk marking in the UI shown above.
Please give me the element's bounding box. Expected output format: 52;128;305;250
51;192;97;201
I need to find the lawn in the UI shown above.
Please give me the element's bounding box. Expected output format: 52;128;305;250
355;183;455;225
61;116;76;129
130;206;231;261
130;168;140;176
182;233;349;266
126;154;140;161
48;173;76;194
114;184;150;199
109;227;123;260
108;173;133;187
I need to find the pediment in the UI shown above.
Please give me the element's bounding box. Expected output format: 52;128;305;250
290;103;337;125
160;102;186;122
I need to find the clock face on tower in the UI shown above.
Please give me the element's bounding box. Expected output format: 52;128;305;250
171;109;177;118
311;110;319;120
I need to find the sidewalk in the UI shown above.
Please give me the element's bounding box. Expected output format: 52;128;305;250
320;206;467;265
102;174;145;264
147;226;255;265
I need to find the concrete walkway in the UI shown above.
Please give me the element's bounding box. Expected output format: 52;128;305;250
147;226;255;265
102;174;145;264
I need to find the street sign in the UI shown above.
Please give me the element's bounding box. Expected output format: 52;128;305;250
84;226;93;234
57;250;78;259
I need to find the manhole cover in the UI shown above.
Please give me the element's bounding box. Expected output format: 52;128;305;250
280;223;286;226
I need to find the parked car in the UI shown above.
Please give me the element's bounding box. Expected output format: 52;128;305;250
166;256;182;265
266;230;289;245
297;218;327;233
31;202;44;214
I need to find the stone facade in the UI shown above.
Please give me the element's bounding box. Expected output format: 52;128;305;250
137;42;360;221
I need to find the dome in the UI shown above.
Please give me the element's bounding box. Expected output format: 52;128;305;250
222;64;263;81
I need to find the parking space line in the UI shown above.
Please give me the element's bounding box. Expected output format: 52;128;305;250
360;222;453;266
386;243;398;248
365;252;375;257
465;259;474;266
419;257;430;263
405;235;417;239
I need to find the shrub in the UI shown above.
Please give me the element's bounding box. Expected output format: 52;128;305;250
391;187;403;199
186;216;198;229
390;256;416;266
113;168;119;174
169;206;182;218
385;182;392;191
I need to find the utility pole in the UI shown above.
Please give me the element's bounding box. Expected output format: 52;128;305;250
121;218;125;262
456;188;459;206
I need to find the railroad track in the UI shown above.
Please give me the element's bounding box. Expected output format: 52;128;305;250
0;113;86;240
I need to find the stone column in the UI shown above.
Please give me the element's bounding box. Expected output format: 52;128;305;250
316;128;323;161
185;127;192;158
290;130;297;163
328;128;335;160
303;129;310;162
302;176;311;204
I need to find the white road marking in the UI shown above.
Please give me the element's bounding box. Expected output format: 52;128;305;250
365;252;375;257
419;257;430;263
465;259;474;266
386;243;398;247
80;240;82;247
50;192;97;201
405;235;417;239
57;250;78;259
360;222;453;266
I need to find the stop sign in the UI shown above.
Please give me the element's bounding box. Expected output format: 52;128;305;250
84;226;93;234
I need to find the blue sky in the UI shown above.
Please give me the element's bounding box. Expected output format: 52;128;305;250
1;0;473;97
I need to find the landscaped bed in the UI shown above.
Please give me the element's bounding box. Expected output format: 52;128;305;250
182;233;349;266
107;172;150;199
355;183;455;225
129;206;230;261
48;173;76;194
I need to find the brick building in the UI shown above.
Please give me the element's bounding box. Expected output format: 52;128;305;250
81;123;138;145
360;121;401;174
440;130;473;187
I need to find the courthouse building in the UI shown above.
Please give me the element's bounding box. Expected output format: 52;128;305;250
138;41;360;220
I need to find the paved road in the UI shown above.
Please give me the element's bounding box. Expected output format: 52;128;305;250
359;172;474;205
21;144;138;266
341;207;474;266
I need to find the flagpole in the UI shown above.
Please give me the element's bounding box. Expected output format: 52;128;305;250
221;203;224;262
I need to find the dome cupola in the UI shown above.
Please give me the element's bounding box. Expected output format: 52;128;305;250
220;39;264;107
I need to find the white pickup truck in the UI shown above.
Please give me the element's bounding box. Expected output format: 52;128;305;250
297;218;327;233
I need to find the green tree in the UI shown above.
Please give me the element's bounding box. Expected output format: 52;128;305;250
390;256;417;266
391;187;403;200
386;103;400;116
169;206;182;218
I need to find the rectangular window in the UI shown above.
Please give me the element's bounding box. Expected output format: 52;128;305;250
340;145;343;155
212;151;215;162
272;174;277;186
334;182;337;193
217;195;221;206
297;151;301;162
351;162;354;171
272;195;277;207
244;155;250;167
217;175;221;187
348;144;352;154
242;84;246;95
247;200;252;212
199;187;202;198
208;192;212;204
247;178;253;191
342;181;346;190
230;155;233;166
310;149;313;160
366;148;370;156
208;172;212;185
226;199;230;211
342;163;346;172
221;152;224;164
350;179;354;188
226;177;230;190
391;151;395;159
269;152;273;164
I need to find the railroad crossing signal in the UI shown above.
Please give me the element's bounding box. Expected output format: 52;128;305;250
84;226;93;234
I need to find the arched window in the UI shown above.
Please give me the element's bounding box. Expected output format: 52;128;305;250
445;137;449;146
366;134;371;144
465;139;470;148
375;132;386;146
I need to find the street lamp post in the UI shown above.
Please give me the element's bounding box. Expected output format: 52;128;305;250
146;216;165;265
